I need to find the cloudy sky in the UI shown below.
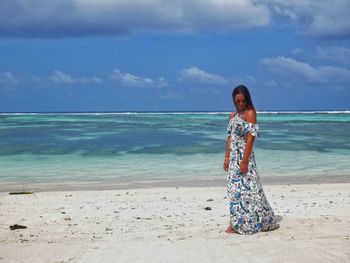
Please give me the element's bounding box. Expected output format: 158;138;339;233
0;0;349;112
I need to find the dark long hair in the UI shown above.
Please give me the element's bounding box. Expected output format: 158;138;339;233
232;85;255;111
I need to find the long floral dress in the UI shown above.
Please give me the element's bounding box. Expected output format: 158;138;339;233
226;111;279;235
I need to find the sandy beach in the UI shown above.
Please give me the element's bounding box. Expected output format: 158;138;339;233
1;179;350;263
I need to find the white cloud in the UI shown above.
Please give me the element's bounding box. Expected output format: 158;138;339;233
179;67;228;85
0;72;18;87
0;0;270;37
1;1;349;39
265;0;350;38
318;66;350;82
314;46;350;62
110;69;167;88
261;56;350;83
290;48;305;56
49;71;76;84
289;46;350;64
261;56;321;82
48;70;102;84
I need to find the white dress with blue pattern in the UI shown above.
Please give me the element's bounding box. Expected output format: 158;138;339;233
226;112;279;235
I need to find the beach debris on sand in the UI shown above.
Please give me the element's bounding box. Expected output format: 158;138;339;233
9;224;27;230
9;191;34;195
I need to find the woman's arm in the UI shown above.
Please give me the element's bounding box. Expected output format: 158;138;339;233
223;135;230;171
240;110;257;174
223;112;235;171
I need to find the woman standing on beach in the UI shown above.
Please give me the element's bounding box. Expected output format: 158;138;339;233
223;85;279;235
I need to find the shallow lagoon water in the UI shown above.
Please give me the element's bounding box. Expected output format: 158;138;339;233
0;111;349;183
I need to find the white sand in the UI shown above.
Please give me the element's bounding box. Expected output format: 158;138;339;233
1;183;350;263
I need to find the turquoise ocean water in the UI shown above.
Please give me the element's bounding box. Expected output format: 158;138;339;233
0;111;349;184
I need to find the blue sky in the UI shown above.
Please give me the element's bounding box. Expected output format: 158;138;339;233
0;0;349;112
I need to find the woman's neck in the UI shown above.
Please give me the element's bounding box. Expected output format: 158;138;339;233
237;109;245;115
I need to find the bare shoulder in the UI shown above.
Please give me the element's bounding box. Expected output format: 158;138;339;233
229;112;236;120
244;109;257;124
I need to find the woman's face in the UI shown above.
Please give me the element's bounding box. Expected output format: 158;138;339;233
233;93;246;111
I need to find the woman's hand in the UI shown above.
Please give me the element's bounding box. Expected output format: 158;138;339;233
240;161;248;174
223;159;229;171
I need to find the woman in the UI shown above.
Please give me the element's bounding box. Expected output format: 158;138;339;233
223;85;279;235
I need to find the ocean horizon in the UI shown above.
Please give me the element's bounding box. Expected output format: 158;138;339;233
1;110;349;114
